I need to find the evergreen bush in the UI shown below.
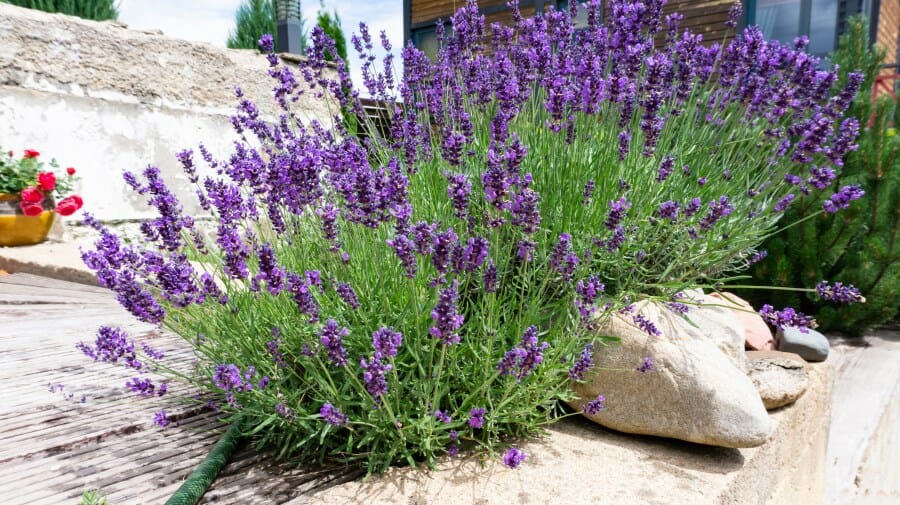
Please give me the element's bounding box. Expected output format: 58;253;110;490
746;16;899;335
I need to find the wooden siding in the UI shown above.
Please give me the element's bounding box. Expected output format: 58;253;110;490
409;0;737;46
877;0;900;66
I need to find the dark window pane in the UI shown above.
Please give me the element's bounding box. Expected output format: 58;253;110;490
756;0;802;45
808;0;838;56
412;28;438;60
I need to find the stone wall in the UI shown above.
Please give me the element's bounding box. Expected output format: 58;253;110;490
0;3;337;232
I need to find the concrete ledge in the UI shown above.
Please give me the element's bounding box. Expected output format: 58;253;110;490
0;242;98;286
304;361;832;505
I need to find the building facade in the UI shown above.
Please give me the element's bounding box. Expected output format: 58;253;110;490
404;0;900;68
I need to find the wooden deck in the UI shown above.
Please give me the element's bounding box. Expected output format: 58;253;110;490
0;273;358;504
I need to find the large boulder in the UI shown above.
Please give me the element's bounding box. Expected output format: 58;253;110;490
570;300;772;448
746;350;809;409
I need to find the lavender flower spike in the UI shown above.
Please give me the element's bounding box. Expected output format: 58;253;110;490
816;281;865;304
502;448;527;469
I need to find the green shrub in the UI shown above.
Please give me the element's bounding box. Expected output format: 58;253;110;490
78;1;865;473
2;0;118;20
746;16;899;335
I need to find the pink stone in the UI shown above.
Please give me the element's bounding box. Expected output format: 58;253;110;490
707;292;775;351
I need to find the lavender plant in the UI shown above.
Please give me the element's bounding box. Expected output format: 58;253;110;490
79;0;866;473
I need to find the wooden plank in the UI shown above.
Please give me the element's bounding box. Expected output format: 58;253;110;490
0;274;348;503
825;330;900;504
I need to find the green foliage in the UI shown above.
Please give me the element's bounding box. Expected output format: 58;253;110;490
80;4;863;475
78;489;107;505
747;16;900;334
226;0;307;52
2;0;118;20
0;148;74;196
227;0;277;51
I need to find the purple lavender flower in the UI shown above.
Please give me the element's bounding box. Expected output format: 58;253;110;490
749;250;768;265
637;356;654;373
483;259;498;293
433;410;452;424
816;281;865;304
213;364;245;391
759;305;817;332
632;313;662;336
683;197;702;217
574;276;604;320
582;394;606;415
666;302;690;314
336;282;361;310
549;233;578;281
320;403;349;426
510;188;542;234
431;228;458;274
568;343;594;381
258;34;274;52
773;194;795;212
517;239;536;261
141;342;165;360
468;407;486;429
453;237;489;273
77;326;142;370
582;179;595;205
360;356;392;403
445;172;472;220
725;1;742;28
656;155;675;182
429;280;464;345
373;326;403;358
287;273;319;322
275;402;296;420
617;130;631;160
656;200;680;221
699;196;734;231
386;234;418;278
320;319;350;366
604;197;631;230
807;166;836;190
497;326;550;382
153;410;172;428
126;377;163;397
502;448;526;469
823;185;865;213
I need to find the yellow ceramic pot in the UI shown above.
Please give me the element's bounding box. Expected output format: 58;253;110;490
0;193;55;247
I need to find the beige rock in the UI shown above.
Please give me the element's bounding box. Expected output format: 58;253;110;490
570;301;772;448
707;291;775;351
746;350;809;409
675;290;749;371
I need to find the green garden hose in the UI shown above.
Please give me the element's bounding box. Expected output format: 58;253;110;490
164;417;245;505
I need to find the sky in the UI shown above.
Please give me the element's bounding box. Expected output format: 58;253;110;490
118;0;403;90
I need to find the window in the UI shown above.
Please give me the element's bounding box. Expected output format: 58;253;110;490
750;0;839;57
557;0;594;30
411;26;439;60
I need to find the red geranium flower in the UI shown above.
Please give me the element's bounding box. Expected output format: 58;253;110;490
55;197;80;216
23;149;40;159
20;201;43;216
37;171;56;191
66;167;76;175
20;187;44;203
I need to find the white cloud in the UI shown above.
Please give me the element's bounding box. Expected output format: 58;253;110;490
118;0;404;92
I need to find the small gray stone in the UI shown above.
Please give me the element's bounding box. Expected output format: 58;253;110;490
746;351;809;409
777;327;829;362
